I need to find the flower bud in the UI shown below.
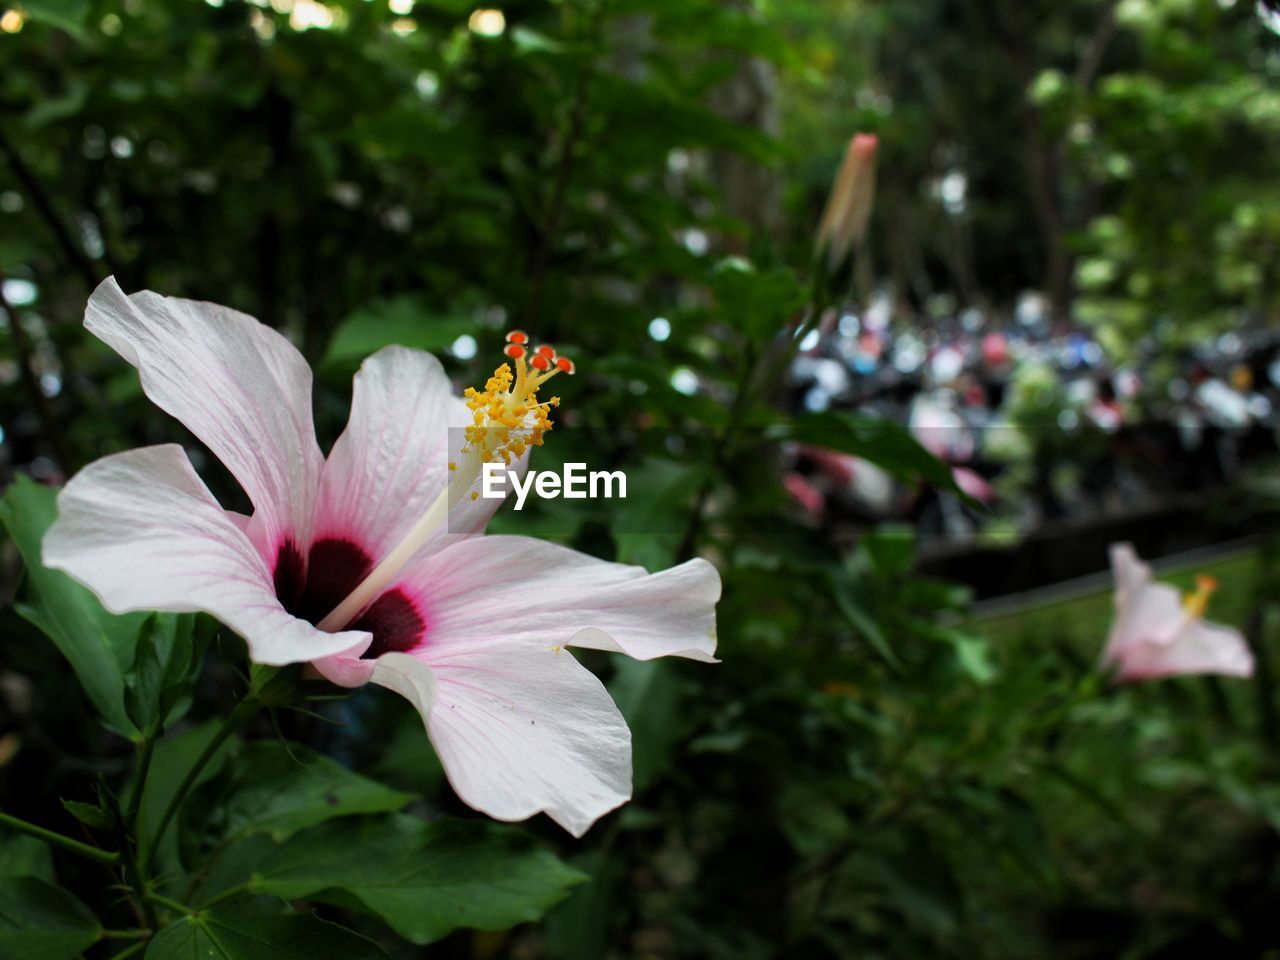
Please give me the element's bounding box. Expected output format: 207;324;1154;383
815;133;878;272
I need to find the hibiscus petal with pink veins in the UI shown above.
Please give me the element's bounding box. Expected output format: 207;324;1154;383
316;347;467;557
394;535;721;663
372;644;631;837
317;346;531;568
42;444;368;665
84;277;323;566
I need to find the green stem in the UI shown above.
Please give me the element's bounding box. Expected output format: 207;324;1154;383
98;775;159;932
102;929;150;940
107;941;150;960
126;735;156;828
0;810;118;864
142;700;260;874
197;880;251;911
144;891;193;916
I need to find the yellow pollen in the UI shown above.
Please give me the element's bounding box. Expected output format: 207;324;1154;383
461;341;573;466
1183;574;1218;620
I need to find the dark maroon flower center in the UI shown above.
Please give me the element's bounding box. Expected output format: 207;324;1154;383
274;537;425;659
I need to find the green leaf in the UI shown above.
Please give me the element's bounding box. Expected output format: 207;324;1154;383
608;659;685;791
323;297;477;366
787;412;959;492
252;816;586;944
140;720;236;877
214;741;414;843
59;799;110;831
830;578;901;670
711;259;806;343
144;897;387;960
0;835;54;882
124;614;206;736
610;458;704;569
0;877;101;960
0;476;141;737
20;0;88;40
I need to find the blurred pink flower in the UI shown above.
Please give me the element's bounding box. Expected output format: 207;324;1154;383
44;278;720;836
951;466;995;504
783;471;825;516
815;132;878;271
1102;544;1252;684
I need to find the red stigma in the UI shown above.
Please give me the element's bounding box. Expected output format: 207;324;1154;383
505;330;529;345
504;343;526;359
556;357;576;374
530;354;551;371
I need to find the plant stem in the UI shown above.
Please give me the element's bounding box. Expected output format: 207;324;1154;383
141;700;260;874
144;891;193;916
102;929;150;940
197;880;251;911
126;735;155;829
107;942;149;960
0;809;119;864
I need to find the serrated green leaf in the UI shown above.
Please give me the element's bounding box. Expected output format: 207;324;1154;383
144;896;387;960
215;741;414;842
0;877;101;960
252;816;586;944
0;476;141;737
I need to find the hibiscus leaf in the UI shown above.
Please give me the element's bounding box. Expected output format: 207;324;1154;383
124;613;206;736
20;0;89;41
144;896;388;960
0;835;55;882
711;258;806;344
0;877;102;960
0;476;142;737
209;740;415;843
250;815;587;944
608;659;687;792
323;296;478;367
140;720;236;880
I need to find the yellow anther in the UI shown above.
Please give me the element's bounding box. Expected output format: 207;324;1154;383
1183;575;1218;620
459;337;576;465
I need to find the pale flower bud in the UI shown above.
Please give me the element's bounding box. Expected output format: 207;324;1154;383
815;133;878;272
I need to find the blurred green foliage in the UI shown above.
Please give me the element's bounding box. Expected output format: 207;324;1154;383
1;0;1279;958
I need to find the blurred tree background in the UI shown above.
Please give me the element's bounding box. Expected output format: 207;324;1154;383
3;0;1280;957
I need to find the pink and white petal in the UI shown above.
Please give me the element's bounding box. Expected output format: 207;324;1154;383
372;645;631;837
311;649;376;688
316;345;526;559
396;536;720;662
1103;544;1185;667
84;278;323;563
43;445;368;665
1116;621;1254;682
315;347;465;556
